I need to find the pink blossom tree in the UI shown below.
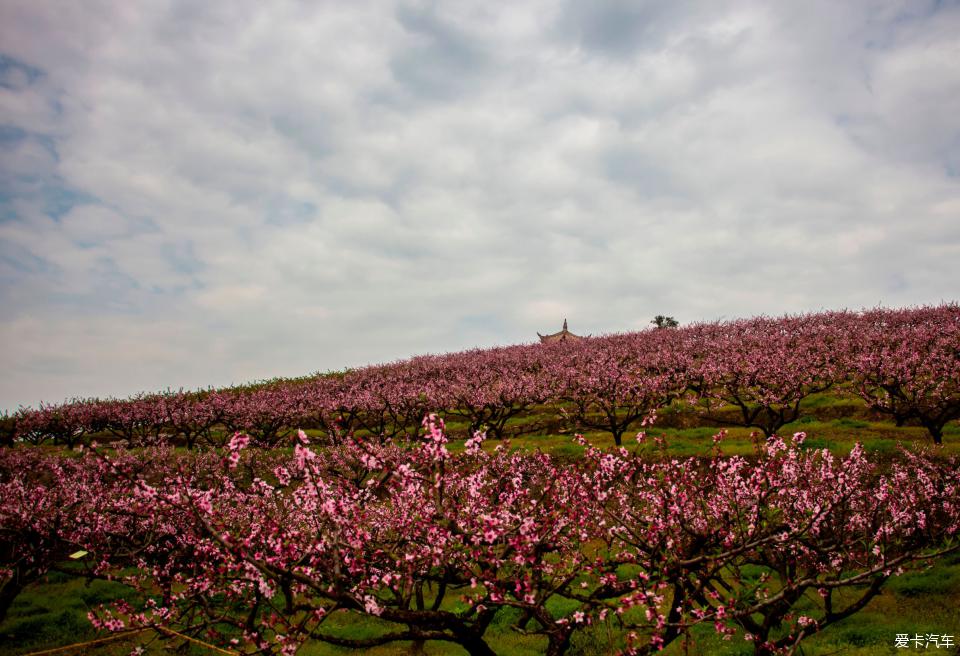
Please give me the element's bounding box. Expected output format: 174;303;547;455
850;305;960;444
552;332;689;446
689;313;850;437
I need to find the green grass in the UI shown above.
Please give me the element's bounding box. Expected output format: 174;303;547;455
0;575;142;655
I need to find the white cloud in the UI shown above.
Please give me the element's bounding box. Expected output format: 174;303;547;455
58;205;132;243
0;0;958;409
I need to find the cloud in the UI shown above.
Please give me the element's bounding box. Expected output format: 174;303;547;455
391;3;491;100
0;0;958;409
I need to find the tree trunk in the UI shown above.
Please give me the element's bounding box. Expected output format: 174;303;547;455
457;634;496;656
922;419;944;445
931;427;943;445
0;575;26;625
545;630;572;656
409;584;426;655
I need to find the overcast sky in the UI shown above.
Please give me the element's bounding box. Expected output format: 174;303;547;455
1;0;958;410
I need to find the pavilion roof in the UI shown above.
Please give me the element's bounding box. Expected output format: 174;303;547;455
537;319;583;343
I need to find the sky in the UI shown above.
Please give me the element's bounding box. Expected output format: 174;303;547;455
1;0;959;410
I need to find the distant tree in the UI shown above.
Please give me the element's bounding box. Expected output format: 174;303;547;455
0;412;15;447
651;315;679;329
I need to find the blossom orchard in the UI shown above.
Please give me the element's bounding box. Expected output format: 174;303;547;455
686;312;852;437
8;305;959;448
850;306;960;444
2;419;958;655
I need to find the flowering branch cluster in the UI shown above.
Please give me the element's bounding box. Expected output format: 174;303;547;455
2;422;957;655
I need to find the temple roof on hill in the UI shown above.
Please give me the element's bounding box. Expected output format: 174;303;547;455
537;319;583;344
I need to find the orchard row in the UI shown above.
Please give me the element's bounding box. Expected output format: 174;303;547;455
2;420;958;655
8;304;960;447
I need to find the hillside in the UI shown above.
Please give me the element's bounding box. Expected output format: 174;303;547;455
2;304;959;656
